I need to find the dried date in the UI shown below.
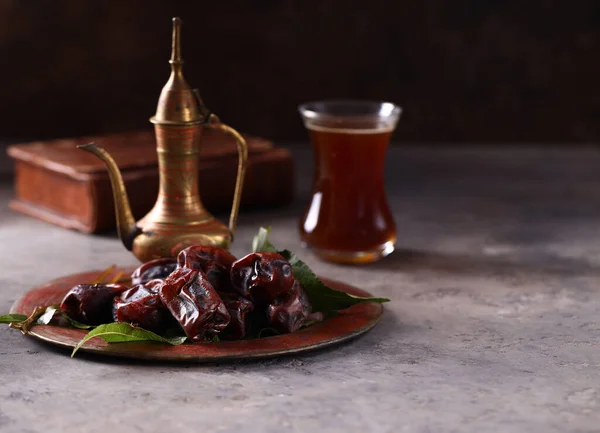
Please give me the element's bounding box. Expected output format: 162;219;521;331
266;280;312;334
158;267;230;341
230;252;295;304
218;293;255;340
60;284;128;325
131;258;177;285
177;246;237;293
113;280;174;333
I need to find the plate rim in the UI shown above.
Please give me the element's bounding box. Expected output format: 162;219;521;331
9;269;384;362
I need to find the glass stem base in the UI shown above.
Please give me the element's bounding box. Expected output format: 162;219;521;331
303;240;395;265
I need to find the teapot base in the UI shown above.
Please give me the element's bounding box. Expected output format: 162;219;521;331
131;221;232;263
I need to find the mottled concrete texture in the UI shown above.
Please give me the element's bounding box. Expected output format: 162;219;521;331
1;146;600;432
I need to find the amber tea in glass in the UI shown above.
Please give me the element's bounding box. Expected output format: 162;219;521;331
298;101;402;264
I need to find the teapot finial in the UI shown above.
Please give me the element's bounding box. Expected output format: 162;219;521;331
151;17;208;125
170;17;182;65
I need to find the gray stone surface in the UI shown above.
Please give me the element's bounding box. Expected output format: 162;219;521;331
1;146;600;433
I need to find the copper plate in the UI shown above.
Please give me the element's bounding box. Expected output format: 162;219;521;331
9;268;383;362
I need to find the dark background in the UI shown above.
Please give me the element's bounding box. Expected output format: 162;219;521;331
0;0;598;144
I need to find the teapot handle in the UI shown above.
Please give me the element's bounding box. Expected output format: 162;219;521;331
204;114;248;238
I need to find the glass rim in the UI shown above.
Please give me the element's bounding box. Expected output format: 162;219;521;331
298;99;402;120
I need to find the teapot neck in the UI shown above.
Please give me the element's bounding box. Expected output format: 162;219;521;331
152;124;209;223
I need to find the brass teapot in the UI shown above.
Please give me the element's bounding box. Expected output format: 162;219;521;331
79;18;248;262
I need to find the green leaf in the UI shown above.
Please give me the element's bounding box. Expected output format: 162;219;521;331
282;250;390;312
252;227;390;314
71;323;187;357
257;327;280;338
300;316;325;329
36;306;94;330
35;306;57;325
0;313;28;324
251;226;278;253
3;306;47;334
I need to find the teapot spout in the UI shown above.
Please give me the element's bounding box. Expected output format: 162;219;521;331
78;143;140;250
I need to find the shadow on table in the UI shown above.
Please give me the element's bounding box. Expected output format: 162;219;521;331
364;248;600;280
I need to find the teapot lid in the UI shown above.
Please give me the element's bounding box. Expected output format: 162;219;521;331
150;17;210;125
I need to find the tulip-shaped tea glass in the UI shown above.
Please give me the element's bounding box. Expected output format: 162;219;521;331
298;100;402;264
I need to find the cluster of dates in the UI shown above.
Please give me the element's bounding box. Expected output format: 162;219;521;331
59;246;313;342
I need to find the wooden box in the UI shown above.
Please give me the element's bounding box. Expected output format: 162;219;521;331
7;129;294;233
